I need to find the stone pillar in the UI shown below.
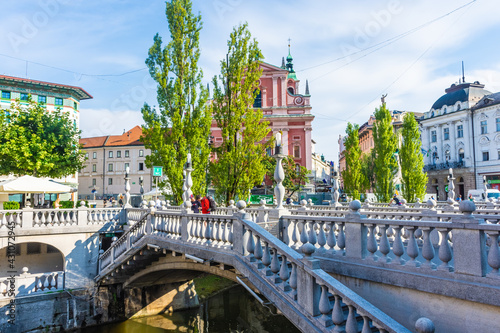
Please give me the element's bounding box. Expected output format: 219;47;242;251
452;201;487;277
297;244;321;317
21;207;34;229
77;204;88;226
344;201;367;259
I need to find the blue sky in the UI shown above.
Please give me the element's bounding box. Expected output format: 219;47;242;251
1;0;499;162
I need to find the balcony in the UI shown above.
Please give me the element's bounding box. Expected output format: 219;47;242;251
424;160;465;172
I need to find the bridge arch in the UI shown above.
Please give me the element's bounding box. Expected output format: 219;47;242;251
0;241;64;274
123;258;239;288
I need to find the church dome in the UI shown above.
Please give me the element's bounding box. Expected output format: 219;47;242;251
430;81;490;111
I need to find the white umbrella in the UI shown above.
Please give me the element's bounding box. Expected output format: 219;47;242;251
0;175;74;194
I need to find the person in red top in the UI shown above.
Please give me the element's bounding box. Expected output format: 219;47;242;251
200;196;210;214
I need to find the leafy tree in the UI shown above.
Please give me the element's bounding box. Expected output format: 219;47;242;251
400;113;427;202
342;122;365;200
141;0;212;204
210;23;272;204
265;155;310;198
0;98;84;177
360;150;375;192
372;103;398;202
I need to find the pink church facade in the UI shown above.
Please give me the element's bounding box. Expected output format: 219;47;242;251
210;52;314;170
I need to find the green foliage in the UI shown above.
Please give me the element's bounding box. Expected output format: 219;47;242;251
400;113;427;202
372;103;398;202
3;201;20;210
210;23;272;204
265;155;310;198
342;123;366;200
360;150;375;192
59;200;75;209
0;99;84;177
141;0;212;204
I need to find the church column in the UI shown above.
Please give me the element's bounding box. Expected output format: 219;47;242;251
305;127;312;170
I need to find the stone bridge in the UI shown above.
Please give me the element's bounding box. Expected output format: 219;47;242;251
96;199;500;333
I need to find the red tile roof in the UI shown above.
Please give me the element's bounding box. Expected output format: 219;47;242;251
80;126;144;148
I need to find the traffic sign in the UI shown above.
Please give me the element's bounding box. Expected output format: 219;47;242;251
153;166;163;177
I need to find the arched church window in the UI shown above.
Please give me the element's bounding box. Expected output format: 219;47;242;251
458;148;465;163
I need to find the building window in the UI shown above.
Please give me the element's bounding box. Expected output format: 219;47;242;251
93;152;97;159
481;120;487;134
431;130;437;143
85;153;89;159
139;150;144;157
108;178;113;185
253;90;262;108
445;150;451;161
92;178;96;186
1;91;11;99
498;150;500;160
109;151;113;158
108;164;113;172
125;162;129;170
92;164;97;172
55;97;63;106
47;245;59;254
74;101;78;110
125;150;130;158
443;107;447;114
496;118;500;132
38;95;47;104
266;147;272;156
27;243;41;255
293;146;300;159
458;148;465;162
138;162;144;171
457;124;463;138
443;128;449;140
117;151;121;158
483;151;489;161
19;93;29;101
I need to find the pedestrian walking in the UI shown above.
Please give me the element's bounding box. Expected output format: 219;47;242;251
191;195;201;213
201;195;210;214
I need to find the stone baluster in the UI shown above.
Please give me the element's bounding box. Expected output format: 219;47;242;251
437;228;453;271
205;219;212;245
326;222;337;254
345;304;358;333
331;295;344;330
392;225;406;265
361;315;372;333
379;225;392;263
337;223;346;255
196;217;203;243
33;212;40;227
291;219;300;249
367;224;378;260
270;249;281;283
254;235;263;269
300;220;309;245
486;231;500;278
279;254;290;291
43;275;49;290
246;229;255;260
421;227;436;269
262;242;272;276
406;226;421;267
318;285;333;326
46;211;53;225
308;220;317;247
317;221;327;252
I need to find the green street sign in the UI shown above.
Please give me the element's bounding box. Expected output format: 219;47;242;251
488;180;500;184
249;194;273;205
153;166;163;177
445;185;449;192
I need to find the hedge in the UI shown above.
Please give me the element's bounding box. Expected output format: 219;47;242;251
3;201;20;210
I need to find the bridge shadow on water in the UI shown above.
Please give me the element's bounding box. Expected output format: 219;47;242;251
84;285;300;333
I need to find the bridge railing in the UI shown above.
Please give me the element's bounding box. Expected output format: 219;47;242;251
281;201;500;280
0;270;64;298
235;205;410;333
0;206;121;233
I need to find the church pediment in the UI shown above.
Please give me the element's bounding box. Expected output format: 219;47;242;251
260;62;288;73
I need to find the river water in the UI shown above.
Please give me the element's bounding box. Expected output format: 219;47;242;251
86;285;300;333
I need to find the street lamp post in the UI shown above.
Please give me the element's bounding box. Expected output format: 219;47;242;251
183;153;193;209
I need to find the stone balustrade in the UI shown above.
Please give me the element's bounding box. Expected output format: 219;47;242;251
281;201;500;280
0;206;122;235
98;205;411;332
0;270;64;298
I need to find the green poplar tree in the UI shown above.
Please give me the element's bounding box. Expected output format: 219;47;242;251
210;23;272;204
342;122;365;200
400;113;427;202
372;103;398;202
141;0;212;204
